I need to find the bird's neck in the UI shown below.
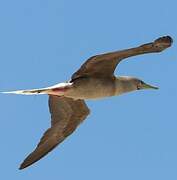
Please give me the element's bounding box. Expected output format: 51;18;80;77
114;76;137;95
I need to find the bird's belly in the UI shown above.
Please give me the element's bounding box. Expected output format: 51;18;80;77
64;78;116;100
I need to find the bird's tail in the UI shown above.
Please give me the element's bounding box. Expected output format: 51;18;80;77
1;88;49;95
1;82;73;95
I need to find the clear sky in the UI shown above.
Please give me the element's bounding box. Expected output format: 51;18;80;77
0;0;177;179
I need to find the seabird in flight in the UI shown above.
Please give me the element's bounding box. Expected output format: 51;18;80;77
2;36;173;169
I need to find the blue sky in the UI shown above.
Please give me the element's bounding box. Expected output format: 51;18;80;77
0;0;177;179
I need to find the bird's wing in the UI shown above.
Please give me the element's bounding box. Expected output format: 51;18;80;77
71;36;172;80
19;96;90;170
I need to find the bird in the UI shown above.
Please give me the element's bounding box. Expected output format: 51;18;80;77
2;36;173;170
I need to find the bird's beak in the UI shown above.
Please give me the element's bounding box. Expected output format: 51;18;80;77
142;83;159;90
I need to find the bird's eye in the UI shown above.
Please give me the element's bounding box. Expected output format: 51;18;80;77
140;80;144;84
137;81;143;90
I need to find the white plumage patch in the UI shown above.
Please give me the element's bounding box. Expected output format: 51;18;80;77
1;82;73;95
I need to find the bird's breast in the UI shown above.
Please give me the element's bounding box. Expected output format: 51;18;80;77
64;77;116;100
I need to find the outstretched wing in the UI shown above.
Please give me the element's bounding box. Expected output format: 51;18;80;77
19;96;90;170
71;36;172;80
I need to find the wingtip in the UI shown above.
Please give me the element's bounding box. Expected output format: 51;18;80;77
19;165;24;170
19;162;29;170
19;162;26;170
165;35;173;44
19;157;34;170
153;35;173;51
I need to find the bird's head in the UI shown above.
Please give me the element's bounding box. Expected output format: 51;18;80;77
115;76;158;95
132;77;158;90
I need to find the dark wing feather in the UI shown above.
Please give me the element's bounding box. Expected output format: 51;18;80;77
19;96;90;170
71;36;173;80
71;54;120;80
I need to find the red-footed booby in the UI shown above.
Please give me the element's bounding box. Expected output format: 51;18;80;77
2;36;173;169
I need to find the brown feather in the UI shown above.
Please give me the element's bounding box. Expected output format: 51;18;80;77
71;36;172;80
19;96;90;169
